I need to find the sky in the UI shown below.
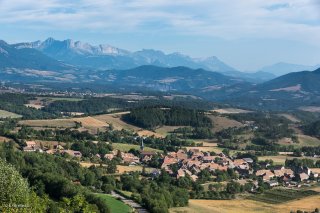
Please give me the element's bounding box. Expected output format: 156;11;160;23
0;0;319;71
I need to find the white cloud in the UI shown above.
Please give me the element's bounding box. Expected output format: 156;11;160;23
0;0;319;45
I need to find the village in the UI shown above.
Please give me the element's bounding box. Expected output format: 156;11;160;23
22;138;320;191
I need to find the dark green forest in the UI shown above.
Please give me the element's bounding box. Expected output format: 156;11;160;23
122;107;213;129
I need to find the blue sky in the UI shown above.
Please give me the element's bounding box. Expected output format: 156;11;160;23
0;0;319;71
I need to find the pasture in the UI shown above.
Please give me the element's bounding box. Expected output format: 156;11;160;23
249;188;319;204
95;194;132;213
112;143;161;153
94;112;139;131
211;108;252;114
258;155;317;165
0;110;22;119
155;125;185;137
0;136;10;143
19;116;108;134
297;134;320;147
208;115;244;132
94;112;163;137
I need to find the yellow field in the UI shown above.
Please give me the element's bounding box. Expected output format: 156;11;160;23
208;115;244;132
211;108;252;114
170;196;320;213
93;112;139;131
94;112;163;137
117;165;154;174
19;119;76;128
0;136;10;143
19;116;108;134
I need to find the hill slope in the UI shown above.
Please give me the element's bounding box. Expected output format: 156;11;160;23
0;40;78;82
224;67;320;110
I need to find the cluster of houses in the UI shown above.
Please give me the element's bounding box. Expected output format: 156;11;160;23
23;140;319;188
256;165;318;187
160;148;255;182
23;141;82;158
158;148;319;187
104;149;157;165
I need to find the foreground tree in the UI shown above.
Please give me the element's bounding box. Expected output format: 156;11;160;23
0;159;30;207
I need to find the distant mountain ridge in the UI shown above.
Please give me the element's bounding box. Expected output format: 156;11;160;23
259;62;320;76
12;38;274;82
223;67;320;110
0;40;71;71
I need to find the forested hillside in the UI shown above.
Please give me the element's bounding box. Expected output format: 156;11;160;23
122;107;212;129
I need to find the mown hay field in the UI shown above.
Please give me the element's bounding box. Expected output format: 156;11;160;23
170;195;320;213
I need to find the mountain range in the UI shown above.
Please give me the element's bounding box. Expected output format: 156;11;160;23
1;37;320;110
12;38;277;82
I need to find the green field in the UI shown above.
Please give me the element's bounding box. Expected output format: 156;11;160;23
112;143;162;152
249;188;319;204
95;194;132;213
0;110;22;119
258;155;317;165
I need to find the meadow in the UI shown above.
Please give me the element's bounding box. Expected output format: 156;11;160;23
0;109;22;119
249;188;319;204
95;194;132;213
112;143;162;152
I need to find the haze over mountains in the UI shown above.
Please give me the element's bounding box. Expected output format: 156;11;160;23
11;38;279;82
259;62;320;76
1;37;320;110
2;37;318;80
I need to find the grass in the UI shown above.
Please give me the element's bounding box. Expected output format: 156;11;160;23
297;134;320;147
258;155;317;165
155;125;185;137
118;190;133;198
94;113;163;138
112;143;162;153
94;112;139;131
117;165;154;174
249;188;319;204
0;110;22;119
18;116;108;134
208;115;244;133
95;194;132;213
19;119;76;128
